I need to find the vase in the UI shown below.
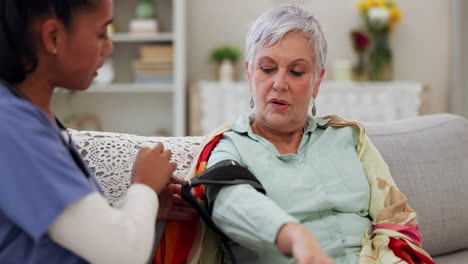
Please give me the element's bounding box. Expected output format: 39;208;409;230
368;32;393;81
218;59;235;83
352;53;367;82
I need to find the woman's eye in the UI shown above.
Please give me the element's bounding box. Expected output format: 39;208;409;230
261;67;275;74
98;32;108;39
290;70;304;77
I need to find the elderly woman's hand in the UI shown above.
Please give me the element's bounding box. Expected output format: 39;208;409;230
157;183;197;220
276;223;334;264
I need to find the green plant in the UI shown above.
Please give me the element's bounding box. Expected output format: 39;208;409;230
135;0;156;19
210;45;241;63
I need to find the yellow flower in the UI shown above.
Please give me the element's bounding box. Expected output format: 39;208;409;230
356;1;368;13
388;7;402;31
389;7;402;23
365;0;375;8
356;0;402;32
376;0;386;7
386;0;397;8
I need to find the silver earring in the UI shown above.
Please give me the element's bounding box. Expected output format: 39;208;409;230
250;96;254;109
311;98;316;116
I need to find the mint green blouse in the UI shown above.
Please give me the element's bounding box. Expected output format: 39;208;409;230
206;113;372;264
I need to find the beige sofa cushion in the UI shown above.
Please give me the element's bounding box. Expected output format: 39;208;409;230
365;114;468;257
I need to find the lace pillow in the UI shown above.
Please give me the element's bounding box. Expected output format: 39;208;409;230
69;129;204;206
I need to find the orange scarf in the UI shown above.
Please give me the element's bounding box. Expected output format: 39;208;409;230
154;134;222;264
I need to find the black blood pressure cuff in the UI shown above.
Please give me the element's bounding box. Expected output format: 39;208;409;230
171;159;266;239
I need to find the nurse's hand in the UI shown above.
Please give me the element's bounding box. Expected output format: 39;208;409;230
157;183;197;220
276;223;334;264
132;143;176;194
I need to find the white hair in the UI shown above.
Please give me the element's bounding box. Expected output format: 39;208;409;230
245;4;327;74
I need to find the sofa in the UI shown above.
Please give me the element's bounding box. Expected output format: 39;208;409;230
69;113;468;263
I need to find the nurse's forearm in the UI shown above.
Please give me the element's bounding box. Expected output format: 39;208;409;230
48;184;158;264
212;184;299;253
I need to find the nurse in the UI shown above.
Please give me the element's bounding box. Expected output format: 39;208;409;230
0;0;189;263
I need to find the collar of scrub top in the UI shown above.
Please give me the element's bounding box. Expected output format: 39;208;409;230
0;78;95;185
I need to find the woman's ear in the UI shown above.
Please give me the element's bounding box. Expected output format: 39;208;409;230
40;18;61;55
245;61;254;93
245;61;252;81
312;68;325;99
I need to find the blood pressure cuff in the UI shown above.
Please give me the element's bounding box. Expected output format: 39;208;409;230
172;160;266;238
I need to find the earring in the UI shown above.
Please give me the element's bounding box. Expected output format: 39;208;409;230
311;98;316;116
250;96;254;109
52;48;57;55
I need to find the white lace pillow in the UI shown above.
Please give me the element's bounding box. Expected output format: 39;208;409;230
69;129;204;206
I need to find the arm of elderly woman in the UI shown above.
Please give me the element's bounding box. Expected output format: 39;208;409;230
276;223;334;264
212;184;333;264
207;138;334;263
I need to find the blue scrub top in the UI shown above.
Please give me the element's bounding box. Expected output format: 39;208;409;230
0;84;102;263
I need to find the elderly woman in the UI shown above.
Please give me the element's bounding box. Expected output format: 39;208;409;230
192;4;434;264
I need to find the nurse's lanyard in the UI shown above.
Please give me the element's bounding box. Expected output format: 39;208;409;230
1;79;96;188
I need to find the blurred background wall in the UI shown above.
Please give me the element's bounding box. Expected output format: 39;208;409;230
187;0;450;114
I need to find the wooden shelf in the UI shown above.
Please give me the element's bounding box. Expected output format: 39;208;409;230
52;0;186;136
110;32;173;42
87;82;174;93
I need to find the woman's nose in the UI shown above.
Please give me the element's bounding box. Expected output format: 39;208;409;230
273;69;288;91
103;38;114;57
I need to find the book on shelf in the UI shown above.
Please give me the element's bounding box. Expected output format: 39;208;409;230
139;45;173;63
132;61;173;76
133;60;173;70
134;75;173;83
134;70;173;76
133;44;174;83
